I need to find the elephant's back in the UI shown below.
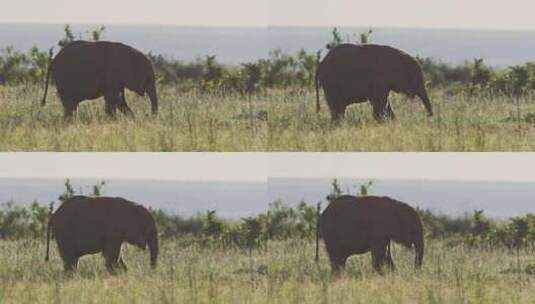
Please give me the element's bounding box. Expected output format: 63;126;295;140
320;195;362;235
319;44;417;76
320;195;408;232
49;197;87;236
51;41;109;92
326;44;415;61
53;41;103;66
51;196;141;236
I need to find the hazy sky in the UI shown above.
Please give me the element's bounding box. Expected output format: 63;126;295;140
0;153;267;182
1;153;535;182
269;153;535;182
3;0;535;29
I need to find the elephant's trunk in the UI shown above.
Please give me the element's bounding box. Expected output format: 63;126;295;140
147;82;158;115
418;84;433;117
148;229;159;268
414;233;424;269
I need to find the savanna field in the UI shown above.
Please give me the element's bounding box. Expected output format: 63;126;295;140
2;239;535;303
1;85;535;151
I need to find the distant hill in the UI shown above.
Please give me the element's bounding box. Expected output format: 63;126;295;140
1;177;534;219
1;24;535;67
0;178;267;218
268;178;535;218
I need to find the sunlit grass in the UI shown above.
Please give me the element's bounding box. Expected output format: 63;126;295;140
1;85;535;151
1;238;535;303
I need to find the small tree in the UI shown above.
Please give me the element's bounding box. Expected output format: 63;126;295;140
358;180;374;196
27;202;49;239
358;28;373;44
58;25;76;48
509;217;529;250
296;201;316;240
203;210;224;239
471;58;491;87
240;217;266;253
468;210;491;246
91;180;106;197
508;65;529;96
326;27;343;50
326;179;343;203
58;179;75;203
241;62;261;94
296;49;317;87
89;26;106;41
58;24;106;48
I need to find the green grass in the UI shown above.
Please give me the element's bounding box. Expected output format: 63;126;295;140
2;85;535;151
1;238;535;303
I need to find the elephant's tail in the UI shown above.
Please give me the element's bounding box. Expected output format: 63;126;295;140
315;202;321;263
40;48;54;107
45;202;54;262
315;51;321;113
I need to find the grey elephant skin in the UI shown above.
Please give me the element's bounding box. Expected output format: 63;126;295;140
316;44;433;122
45;195;159;274
319;195;424;273
41;41;159;119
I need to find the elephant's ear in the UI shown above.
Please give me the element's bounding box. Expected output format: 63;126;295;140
136;205;154;235
130;51;151;94
395;204;415;248
400;56;419;95
124;51;141;90
410;61;425;94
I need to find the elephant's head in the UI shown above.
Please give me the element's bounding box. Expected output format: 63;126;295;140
129;206;159;268
392;204;424;269
125;51;159;115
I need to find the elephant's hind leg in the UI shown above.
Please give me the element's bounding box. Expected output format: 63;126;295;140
56;238;78;273
117;89;135;118
324;239;348;274
323;85;347;123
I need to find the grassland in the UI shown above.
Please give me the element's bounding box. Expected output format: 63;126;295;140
2;85;535;151
1;238;535;303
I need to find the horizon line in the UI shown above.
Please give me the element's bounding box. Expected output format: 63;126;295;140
2;22;535;32
1;176;535;184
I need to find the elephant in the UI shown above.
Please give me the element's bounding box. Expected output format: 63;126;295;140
45;195;159;274
318;195;424;273
315;43;433;122
40;40;158;119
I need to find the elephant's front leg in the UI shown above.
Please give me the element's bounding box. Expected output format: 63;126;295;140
104;91;120;117
62;100;79;121
103;241;122;274
371;88;391;121
371;243;389;273
63;256;79;274
329;254;348;275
